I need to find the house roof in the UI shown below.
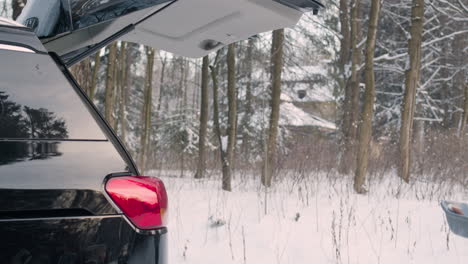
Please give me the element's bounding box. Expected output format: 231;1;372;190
279;102;336;130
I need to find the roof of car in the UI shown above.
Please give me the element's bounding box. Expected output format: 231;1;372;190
0;17;26;28
0;17;48;54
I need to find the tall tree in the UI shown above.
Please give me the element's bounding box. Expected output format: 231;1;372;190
157;53;168;113
11;0;26;20
89;52;101;101
455;32;468;137
112;44;121;130
69;58;92;94
223;43;237;191
241;38;255;159
104;43;117;127
338;0;351;69
149;51;166;170
399;0;425;183
210;52;228;190
461;83;468;137
340;0;362;174
119;42;129;142
337;0;351;120
195;56;210;179
354;0;381;194
179;58;188;178
261;29;284;187
139;47;155;173
210;45;236;191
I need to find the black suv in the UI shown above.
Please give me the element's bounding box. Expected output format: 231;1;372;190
0;0;321;263
0;19;169;263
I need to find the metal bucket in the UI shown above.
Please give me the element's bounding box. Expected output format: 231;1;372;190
441;200;468;238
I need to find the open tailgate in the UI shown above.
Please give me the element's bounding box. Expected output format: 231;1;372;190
17;0;322;64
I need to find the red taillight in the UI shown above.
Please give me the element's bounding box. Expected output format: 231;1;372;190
105;176;168;230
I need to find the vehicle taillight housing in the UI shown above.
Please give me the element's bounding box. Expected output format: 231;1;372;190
105;176;168;230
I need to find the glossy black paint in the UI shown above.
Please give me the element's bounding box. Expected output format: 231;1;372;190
0;25;48;53
130;231;168;263
0;141;127;191
53;52;140;176
0;140;128;216
0;188;116;216
0;50;107;140
0;216;168;263
0;25;167;263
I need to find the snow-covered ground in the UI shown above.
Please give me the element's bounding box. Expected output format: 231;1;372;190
152;170;468;264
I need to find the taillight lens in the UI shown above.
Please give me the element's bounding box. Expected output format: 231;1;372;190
105;176;168;230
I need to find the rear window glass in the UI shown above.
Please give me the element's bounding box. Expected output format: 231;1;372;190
0;50;106;140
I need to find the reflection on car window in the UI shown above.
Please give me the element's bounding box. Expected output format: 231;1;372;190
0;91;68;139
0;91;29;139
0;142;63;166
0;50;106;140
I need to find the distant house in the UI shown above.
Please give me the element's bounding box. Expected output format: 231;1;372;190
249;65;337;135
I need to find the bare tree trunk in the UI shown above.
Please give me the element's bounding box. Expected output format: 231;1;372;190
157;54;167;113
262;29;284;188
12;0;26;20
161;55;171;113
112;44;121;130
182;59;189;112
89;52;101;101
223;44;237;191
340;0;362;174
338;0;351;118
177;58;186;111
461;83;468;137
399;0;424;183
413;109;425;154
104;43;117;127
151;52;166;170
210;52;231;191
119;42;128;143
455;32;468;137
195;56;210;179
69;58;92;94
339;0;351;68
354;0;381;194
242;38;255;160
193;64;200;110
180;59;188;178
437;14;452;130
139;47;155;173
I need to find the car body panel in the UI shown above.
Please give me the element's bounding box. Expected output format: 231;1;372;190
38;1;174;64
0;141;124;214
0;23;47;53
0;216;168;263
121;0;304;57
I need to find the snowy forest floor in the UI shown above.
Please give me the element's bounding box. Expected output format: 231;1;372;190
151;170;468;264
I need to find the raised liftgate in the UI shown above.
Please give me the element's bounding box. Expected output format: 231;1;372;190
16;0;323;65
